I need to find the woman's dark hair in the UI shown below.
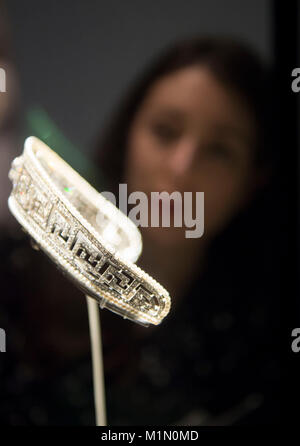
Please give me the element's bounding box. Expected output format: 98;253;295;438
94;35;275;192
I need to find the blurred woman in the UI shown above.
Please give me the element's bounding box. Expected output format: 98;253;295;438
94;36;279;425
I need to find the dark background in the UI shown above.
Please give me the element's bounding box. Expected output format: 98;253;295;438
6;0;272;151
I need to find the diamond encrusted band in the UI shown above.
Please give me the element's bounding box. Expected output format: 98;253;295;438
8;137;171;326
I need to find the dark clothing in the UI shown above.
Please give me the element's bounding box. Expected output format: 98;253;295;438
0;220;280;425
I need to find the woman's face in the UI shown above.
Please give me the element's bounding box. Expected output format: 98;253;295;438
124;65;259;246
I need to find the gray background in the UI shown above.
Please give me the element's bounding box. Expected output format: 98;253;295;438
6;0;272;152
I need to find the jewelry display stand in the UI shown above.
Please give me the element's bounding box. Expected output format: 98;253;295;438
8;136;171;426
86;295;107;426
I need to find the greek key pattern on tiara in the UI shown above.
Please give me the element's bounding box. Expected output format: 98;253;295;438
9;157;168;324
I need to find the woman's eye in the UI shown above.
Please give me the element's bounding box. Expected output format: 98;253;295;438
151;122;180;142
204;143;234;162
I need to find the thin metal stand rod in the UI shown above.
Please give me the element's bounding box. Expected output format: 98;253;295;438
86;295;107;426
